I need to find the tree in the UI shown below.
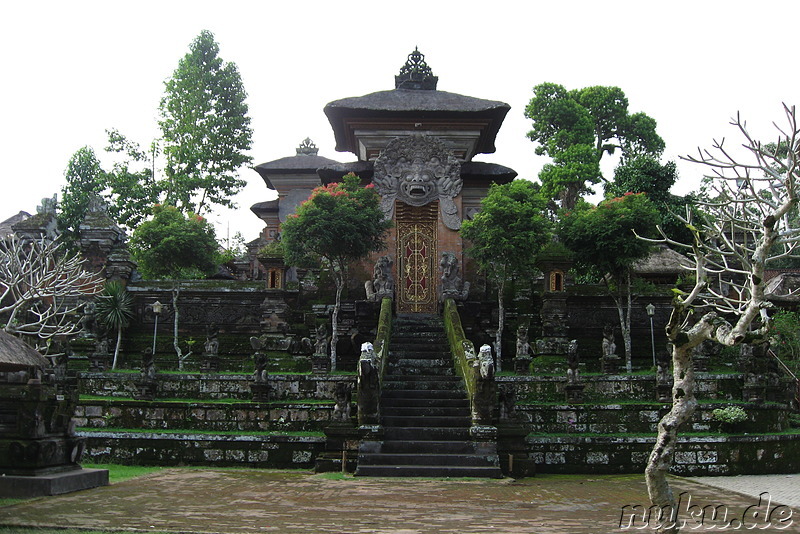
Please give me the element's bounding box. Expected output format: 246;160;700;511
641;105;800;532
94;280;133;370
607;156;695;244
281;174;391;370
58;146;104;242
101;129;161;231
525;83;664;210
129;205;219;280
158;30;253;216
558;193;659;371
130;204;220;369
461;180;551;367
0;235;103;344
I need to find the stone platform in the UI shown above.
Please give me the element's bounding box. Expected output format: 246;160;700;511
0;467;108;498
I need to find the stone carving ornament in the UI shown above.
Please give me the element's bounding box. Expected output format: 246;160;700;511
372;134;463;230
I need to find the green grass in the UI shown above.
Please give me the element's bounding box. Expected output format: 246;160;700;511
78;427;324;437
82;463;163;484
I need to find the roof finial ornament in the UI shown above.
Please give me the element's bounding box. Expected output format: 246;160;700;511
296;138;319;156
395;47;438;90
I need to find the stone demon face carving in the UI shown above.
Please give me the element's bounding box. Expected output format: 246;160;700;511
373;135;463;230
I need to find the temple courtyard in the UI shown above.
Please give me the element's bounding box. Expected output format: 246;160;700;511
1;469;798;533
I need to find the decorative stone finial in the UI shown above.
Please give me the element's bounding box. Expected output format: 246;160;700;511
395;47;438;90
296;138;319;156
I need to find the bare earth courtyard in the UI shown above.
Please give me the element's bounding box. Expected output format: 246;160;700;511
1;470;798;533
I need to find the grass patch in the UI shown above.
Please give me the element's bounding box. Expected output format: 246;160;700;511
82;463;163;484
78;427;324;437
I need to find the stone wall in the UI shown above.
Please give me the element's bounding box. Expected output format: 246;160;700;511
79;430;324;469
523;434;800;475
78;372;356;401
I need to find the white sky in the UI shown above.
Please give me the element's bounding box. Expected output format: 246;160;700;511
2;1;797;243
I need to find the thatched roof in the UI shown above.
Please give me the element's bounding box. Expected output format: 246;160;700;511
0;331;49;371
632;245;692;275
765;272;800;302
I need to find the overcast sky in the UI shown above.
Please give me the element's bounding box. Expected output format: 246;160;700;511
2;1;797;243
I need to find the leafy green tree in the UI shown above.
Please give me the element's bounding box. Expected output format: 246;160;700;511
525;83;664;210
94;280;134;369
58;146;104;242
558;193;659;371
606;155;694;243
129;205;219;280
461;180;551;367
281;174;391;370
158;30;253;215
101;129;161;231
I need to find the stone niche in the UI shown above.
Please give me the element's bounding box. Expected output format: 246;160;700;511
0;332;108;497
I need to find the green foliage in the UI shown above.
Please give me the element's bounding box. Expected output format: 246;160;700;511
711;405;748;424
101;129;161;231
461;180;551;281
159;30;253;216
558;193;659;277
129;205;219;279
94;281;134;333
525;82;664;209
58;146;104;242
770;310;800;359
281;174;391;272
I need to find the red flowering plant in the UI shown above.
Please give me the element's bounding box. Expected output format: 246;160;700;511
280;173;392;369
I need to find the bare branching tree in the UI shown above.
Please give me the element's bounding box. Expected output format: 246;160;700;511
0;235;103;344
640;104;800;532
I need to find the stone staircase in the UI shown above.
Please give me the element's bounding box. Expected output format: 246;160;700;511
355;314;502;477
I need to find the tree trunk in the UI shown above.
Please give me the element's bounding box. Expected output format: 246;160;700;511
645;341;697;533
495;280;504;372
111;326;122;370
330;271;343;372
606;272;633;372
172;285;185;371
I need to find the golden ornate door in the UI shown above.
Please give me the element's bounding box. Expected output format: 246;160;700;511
396;203;438;313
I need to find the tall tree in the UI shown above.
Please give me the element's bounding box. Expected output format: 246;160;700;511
159;30;253;216
558;193;658;371
58;146;104;242
102;129;161;231
642;105;800;532
525;83;664;210
281;174;391;370
461;180;551;367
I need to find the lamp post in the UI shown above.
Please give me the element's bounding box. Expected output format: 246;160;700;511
151;301;164;356
646;303;656;369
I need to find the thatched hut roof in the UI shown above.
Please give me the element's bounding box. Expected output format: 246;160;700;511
0;331;49;371
632;245;692;275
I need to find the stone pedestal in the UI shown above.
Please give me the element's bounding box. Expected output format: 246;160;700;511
250;382;269;403
565;384;585;404
314;422;360;473
601;354;621;374
133;379;156;401
657;383;672;403
497;423;536;478
311;354;331;374
200;355;220;373
0;467;109;498
88;353;108;372
513;356;532;375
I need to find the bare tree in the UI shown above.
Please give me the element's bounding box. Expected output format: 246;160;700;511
0;235;103;344
640;104;800;532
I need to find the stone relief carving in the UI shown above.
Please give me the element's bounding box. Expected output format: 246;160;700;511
365;255;395;301
372;134;462;230
439;252;469;302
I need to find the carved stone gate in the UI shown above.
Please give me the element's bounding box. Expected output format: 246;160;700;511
396;202;438;313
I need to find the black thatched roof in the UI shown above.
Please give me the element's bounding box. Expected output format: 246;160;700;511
460;161;517;182
324;89;510;155
318;161;375;184
0;331;49;371
250;199;279;218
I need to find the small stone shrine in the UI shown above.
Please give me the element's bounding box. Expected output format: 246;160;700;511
0;331;108;496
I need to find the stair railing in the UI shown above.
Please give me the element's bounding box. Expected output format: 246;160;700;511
442;299;496;427
357;297;393;426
